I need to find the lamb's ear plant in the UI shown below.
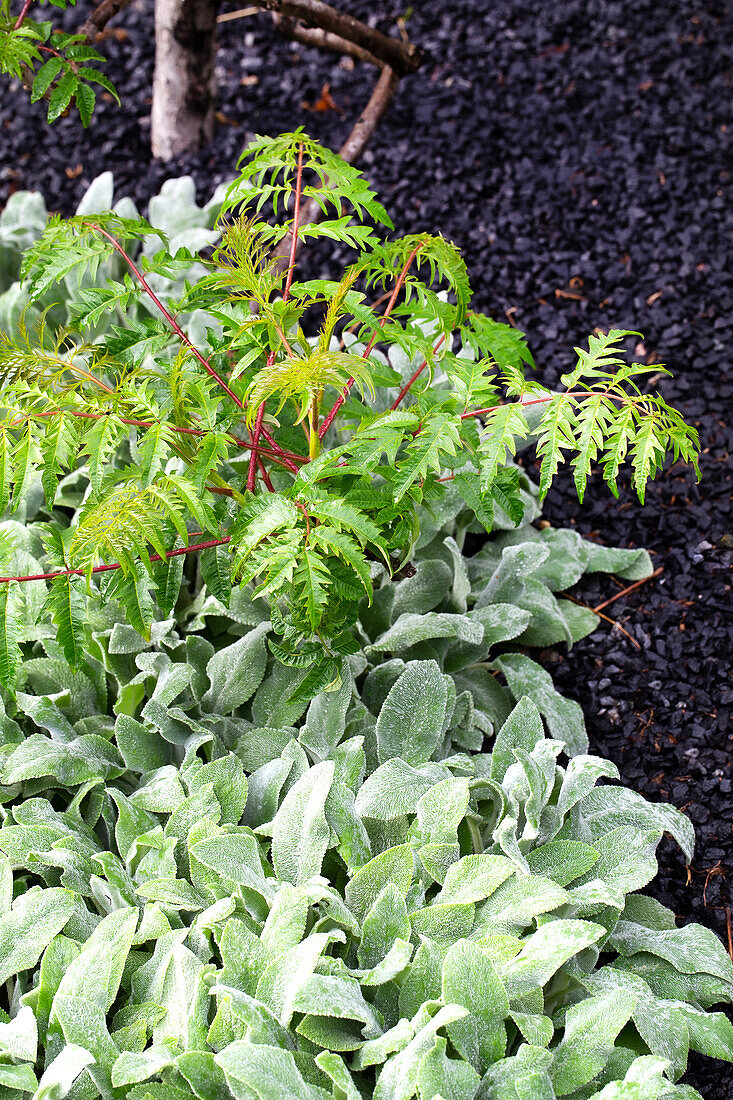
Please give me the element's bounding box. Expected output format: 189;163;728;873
0;592;729;1099
0;169;226;334
0;131;700;694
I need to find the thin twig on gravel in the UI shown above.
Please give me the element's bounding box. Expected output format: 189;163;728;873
593;566;663;613
217;6;259;23
563;593;642;650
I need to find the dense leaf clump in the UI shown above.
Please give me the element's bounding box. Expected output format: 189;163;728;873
0;498;730;1099
0;134;699;693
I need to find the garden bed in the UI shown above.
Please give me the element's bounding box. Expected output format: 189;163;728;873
2;0;731;1093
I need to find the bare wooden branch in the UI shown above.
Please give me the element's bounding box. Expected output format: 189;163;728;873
79;0;134;40
272;14;379;67
338;64;399;161
246;0;422;75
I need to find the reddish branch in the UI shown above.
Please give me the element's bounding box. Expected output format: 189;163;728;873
319;239;425;438
247;399;267;490
294;501;311;541
88;224;244;409
0;536;232;586
283;142;304;299
256;454;275;491
248;143;304;490
391;333;447;409
258;423;303;473
13;0;34;29
459;387;645;421
11;407;304;471
593;567;663;613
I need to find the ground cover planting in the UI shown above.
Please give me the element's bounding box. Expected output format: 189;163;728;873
0;503;730;1099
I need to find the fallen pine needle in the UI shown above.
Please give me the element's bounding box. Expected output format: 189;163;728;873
217;6;258;22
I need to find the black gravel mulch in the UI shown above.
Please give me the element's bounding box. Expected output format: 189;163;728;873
2;0;732;1092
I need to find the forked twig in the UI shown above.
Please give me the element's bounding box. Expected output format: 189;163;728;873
562;593;642;650
249;0;421;75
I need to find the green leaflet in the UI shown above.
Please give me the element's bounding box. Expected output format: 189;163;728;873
0;579;22;690
392;413;462;500
47;573;87;669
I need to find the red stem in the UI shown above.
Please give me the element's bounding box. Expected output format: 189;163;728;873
294;501;311;542
247;399;267;490
258;424;303;473
12;407;301;471
0;537;231;586
256;455;275;491
391;333;447;409
13;0;33;28
87;224;244;409
248;144;305;489
283;143;304;301
459;387;631;421
319;239;426;439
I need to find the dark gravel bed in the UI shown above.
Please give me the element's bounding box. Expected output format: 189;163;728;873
2;0;732;1092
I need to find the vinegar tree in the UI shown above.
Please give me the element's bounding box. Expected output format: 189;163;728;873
0;132;699;696
0;0;421;158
